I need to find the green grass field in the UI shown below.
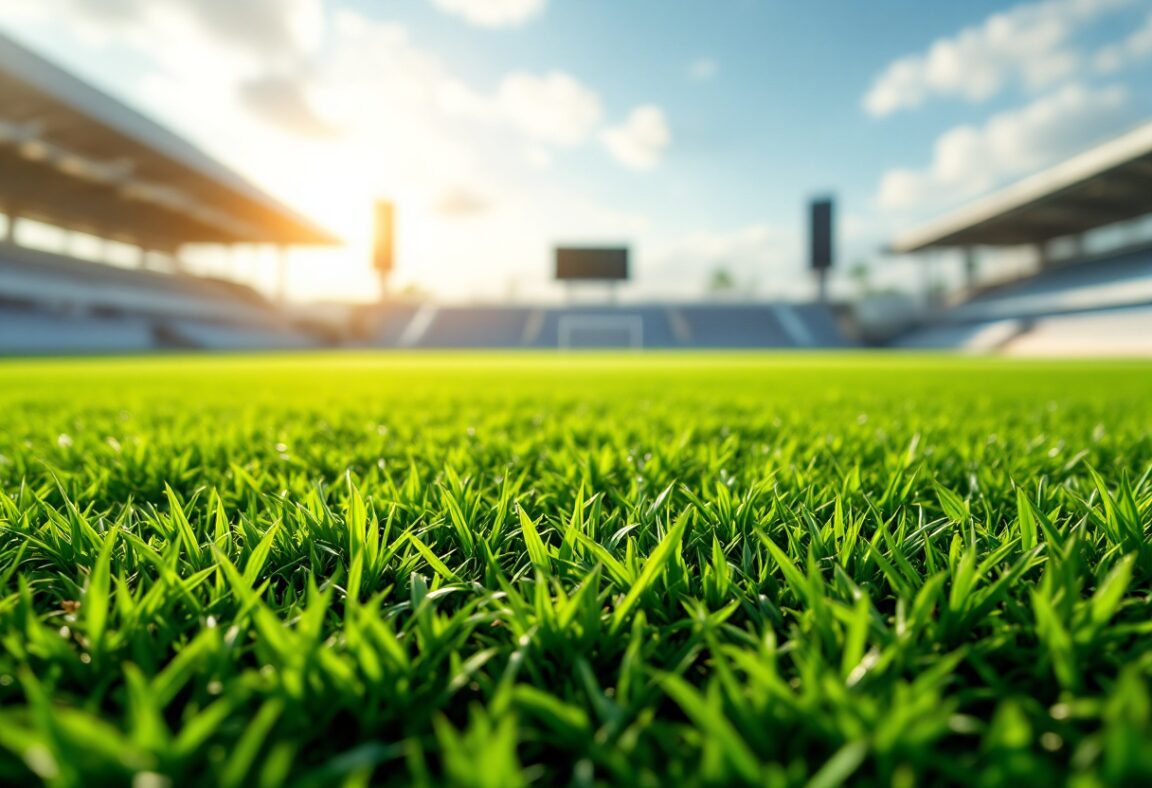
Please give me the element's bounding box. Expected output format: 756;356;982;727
1;354;1151;787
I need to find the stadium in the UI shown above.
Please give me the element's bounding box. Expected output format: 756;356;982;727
3;26;1151;357
2;6;1152;787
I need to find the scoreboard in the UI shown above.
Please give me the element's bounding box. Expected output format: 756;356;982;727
554;247;629;281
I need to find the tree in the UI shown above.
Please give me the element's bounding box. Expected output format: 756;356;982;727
848;260;872;297
707;266;737;295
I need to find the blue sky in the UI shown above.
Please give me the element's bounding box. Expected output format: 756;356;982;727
2;0;1152;301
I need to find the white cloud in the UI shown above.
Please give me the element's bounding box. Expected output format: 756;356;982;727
688;57;719;82
1094;11;1152;72
877;83;1130;211
237;72;339;138
305;13;461;130
0;0;324;64
438;70;604;148
0;0;331;134
430;0;545;28
127;13;482;213
601;106;671;171
524;146;553;169
863;0;1130;116
493;72;603;146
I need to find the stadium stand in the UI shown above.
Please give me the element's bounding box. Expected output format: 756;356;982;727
0;243;320;352
888;121;1152;355
943;245;1152;324
353;301;851;349
1003;305;1152;357
2;242;269;322
0;308;155;354
889;122;1152;257
0;32;335;249
891;246;1152;351
350;301;423;346
0;31;858;355
675;306;789;348
791;303;849;346
1;31;858;356
0;31;338;354
889;320;1025;352
418;306;535;348
157;320;317;351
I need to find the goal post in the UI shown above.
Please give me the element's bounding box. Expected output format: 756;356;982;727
557;314;644;349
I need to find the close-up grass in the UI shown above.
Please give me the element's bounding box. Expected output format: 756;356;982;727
1;354;1150;786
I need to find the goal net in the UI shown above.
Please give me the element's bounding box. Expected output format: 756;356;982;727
557;315;644;349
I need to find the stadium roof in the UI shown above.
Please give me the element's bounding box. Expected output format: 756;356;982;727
0;31;339;249
890;121;1152;254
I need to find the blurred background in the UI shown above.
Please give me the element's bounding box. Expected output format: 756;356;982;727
1;0;1151;354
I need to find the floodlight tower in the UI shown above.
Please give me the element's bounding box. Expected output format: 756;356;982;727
373;200;395;301
808;196;835;303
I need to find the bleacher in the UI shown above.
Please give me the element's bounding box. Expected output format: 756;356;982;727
0;31;341;355
889;319;1025;352
1004;304;1152;356
891;246;1152;353
0;307;156;353
946;246;1152;324
0;244;320;353
419;306;535;348
792;303;851;346
358;301;851;349
1;241;853;354
884;121;1152;356
352;302;422;346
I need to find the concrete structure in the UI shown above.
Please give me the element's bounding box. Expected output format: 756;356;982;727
0;31;347;352
0;30;337;276
0;30;345;353
886;120;1152;355
890;121;1152;260
354;301;850;350
0;243;321;353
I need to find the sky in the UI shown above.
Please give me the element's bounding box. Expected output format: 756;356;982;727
2;0;1152;302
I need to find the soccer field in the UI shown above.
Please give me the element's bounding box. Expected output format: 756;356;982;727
1;354;1150;786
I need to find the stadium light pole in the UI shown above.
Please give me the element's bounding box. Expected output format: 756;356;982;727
1;205;16;241
920;251;932;305
963;247;978;291
808;197;834;304
373;200;395;303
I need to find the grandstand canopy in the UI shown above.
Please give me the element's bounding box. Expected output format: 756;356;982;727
890;121;1152;254
0;32;338;250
